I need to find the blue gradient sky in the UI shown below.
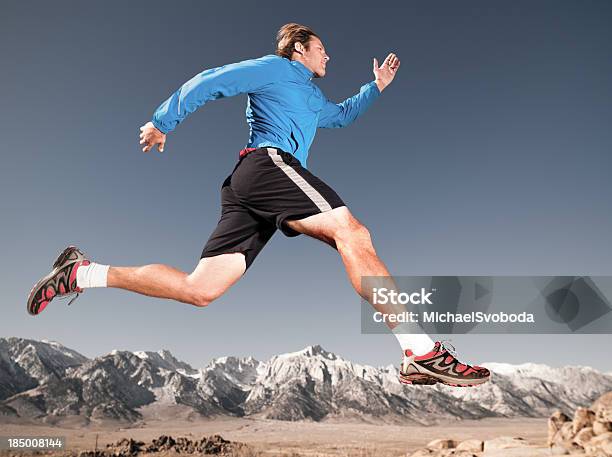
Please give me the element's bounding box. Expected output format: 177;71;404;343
2;1;611;370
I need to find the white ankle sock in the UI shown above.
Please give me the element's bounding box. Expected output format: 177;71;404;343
393;323;435;356
76;262;110;288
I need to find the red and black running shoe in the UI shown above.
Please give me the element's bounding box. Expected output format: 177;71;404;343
399;341;490;387
27;246;89;316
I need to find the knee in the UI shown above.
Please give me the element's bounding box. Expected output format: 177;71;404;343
187;288;223;308
335;213;372;248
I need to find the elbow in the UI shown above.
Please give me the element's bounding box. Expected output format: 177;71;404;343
335;118;352;128
326;118;351;129
335;110;359;128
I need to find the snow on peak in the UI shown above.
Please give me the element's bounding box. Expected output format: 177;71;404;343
276;345;338;361
41;339;61;346
157;349;175;359
483;362;602;388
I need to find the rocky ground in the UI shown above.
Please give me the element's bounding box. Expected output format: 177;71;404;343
0;417;547;457
0;435;255;457
77;434;250;456
406;391;612;457
547;391;612;456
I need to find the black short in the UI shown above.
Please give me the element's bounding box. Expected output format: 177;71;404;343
201;147;345;269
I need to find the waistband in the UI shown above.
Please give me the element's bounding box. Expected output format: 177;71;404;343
239;146;284;158
239;147;257;158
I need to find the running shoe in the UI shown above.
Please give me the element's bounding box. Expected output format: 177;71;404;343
27;246;89;316
399;341;490;387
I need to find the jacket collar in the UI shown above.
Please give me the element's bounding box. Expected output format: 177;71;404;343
290;59;314;80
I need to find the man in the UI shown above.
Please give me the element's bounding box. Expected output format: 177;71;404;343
27;24;489;387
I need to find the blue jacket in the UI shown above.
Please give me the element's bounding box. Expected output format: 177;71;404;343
152;54;380;167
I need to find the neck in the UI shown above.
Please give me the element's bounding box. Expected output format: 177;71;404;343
291;54;312;72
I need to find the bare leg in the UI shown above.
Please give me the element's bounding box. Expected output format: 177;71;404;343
107;253;246;307
285;206;405;327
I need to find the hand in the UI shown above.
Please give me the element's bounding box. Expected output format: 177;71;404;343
373;53;401;92
139;122;167;153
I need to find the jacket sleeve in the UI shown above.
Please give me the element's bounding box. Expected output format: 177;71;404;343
317;81;381;129
152;56;280;134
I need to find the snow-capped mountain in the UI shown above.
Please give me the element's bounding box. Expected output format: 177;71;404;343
1;338;611;425
0;337;87;402
467;362;609;413
241;345;492;422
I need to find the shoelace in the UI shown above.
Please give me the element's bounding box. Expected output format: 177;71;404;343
57;292;80;307
438;340;457;356
440;339;470;366
438;340;479;370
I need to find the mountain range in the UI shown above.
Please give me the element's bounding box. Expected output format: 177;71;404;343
1;337;611;425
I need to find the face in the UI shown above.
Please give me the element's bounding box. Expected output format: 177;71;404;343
297;36;330;78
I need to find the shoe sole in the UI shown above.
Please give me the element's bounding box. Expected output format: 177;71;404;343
399;369;490;387
399;374;439;385
27;246;83;316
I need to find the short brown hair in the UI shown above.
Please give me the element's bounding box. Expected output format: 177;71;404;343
275;23;319;59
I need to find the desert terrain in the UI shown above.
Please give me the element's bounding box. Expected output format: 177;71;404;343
1;412;548;456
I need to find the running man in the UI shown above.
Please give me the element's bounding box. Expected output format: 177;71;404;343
27;24;490;387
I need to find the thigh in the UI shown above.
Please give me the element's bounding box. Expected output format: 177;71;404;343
186;253;246;299
284;206;355;247
202;181;276;270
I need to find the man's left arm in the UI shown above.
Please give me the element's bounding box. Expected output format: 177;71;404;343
317;52;400;129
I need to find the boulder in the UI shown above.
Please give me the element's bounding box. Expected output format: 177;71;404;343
426;439;458;450
573;407;596;434
549;410;571;446
592;392;612;422
408;450;432;457
603;439;612;456
560;422;575;441
573;426;594;448
439;451;458;457
583;432;612;456
593;420;612;436
549;431;568;452
456;439;484;453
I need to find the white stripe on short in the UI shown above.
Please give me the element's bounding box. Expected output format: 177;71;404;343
267;148;332;212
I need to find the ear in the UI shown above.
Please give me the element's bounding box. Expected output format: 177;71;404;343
294;42;304;54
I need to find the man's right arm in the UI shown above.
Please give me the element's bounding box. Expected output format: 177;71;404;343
151;55;280;134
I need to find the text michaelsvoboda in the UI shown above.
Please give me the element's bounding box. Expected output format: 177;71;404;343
422;311;534;323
